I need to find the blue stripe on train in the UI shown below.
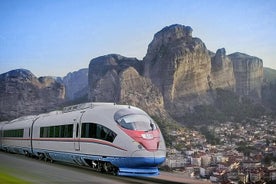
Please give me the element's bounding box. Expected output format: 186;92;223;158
1;144;32;155
118;167;159;176
33;148;165;176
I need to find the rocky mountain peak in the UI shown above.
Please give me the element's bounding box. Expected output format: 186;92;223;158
0;69;36;82
63;68;88;100
143;24;211;119
154;24;193;44
144;24;203;63
229;52;256;59
210;48;235;90
89;54;143;79
88;54;142;102
229;52;263;98
38;76;58;87
211;48;230;71
215;48;226;58
0;69;65;120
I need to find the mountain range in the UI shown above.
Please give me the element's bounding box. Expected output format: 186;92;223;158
0;24;275;123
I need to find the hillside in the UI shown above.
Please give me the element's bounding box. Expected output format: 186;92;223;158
0;69;65;120
262;67;276;113
264;67;276;84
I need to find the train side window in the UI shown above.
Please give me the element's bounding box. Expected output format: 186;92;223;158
106;131;117;142
68;124;73;138
62;125;70;138
40;127;49;138
3;129;24;138
81;123;91;138
81;123;87;138
19;129;23;137
81;123;117;142
40;124;73;138
60;125;65;137
61;124;73;138
54;126;60;137
58;124;73;138
64;125;69;137
40;127;43;137
82;123;97;138
49;126;54;137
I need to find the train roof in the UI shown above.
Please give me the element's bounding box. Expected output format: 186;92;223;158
62;102;117;113
0;121;9;129
2;115;38;129
1;103;146;129
10;115;38;123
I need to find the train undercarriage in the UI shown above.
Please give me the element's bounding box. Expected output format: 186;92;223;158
2;147;160;176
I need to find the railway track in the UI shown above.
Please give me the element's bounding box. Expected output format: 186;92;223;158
0;151;207;184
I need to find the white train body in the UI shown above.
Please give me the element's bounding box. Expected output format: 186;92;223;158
0;103;166;176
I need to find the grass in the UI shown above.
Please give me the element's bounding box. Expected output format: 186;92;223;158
0;169;31;184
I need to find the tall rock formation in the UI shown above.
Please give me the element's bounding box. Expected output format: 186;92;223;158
88;54;168;118
88;54;143;102
0;69;65;120
143;24;213;118
119;67;166;117
143;24;263;120
63;68;88;100
210;48;236;91
229;52;263;98
262;68;276;112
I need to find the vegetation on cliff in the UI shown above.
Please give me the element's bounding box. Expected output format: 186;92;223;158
182;88;266;125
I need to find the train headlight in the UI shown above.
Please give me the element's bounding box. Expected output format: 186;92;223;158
141;133;153;139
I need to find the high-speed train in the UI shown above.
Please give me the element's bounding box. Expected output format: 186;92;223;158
0;103;166;176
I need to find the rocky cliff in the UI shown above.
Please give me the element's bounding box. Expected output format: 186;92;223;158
210;48;236;91
63;68;88;100
143;25;213;118
0;69;65;120
119;67;167;117
262;68;276;113
88;54;168;118
88;54;143;102
229;52;263;98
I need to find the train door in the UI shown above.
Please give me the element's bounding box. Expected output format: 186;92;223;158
0;126;2;150
74;122;80;151
0;122;6;150
74;111;85;151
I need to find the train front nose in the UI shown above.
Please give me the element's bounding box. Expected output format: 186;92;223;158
130;139;166;167
116;143;166;176
130;150;166;167
114;109;166;175
123;128;166;167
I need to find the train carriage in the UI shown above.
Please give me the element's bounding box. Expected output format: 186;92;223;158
31;110;77;161
0;103;166;176
0;116;37;155
0;121;8;150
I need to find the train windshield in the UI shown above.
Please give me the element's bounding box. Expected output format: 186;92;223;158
116;114;157;131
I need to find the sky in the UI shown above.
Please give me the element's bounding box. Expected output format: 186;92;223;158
0;0;276;77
